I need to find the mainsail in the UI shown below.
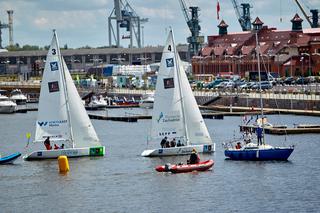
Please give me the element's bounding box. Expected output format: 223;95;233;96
35;30;100;148
150;29;212;146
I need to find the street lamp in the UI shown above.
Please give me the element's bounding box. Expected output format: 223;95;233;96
302;53;311;76
300;56;304;77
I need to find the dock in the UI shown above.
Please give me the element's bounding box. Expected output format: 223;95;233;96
240;125;320;135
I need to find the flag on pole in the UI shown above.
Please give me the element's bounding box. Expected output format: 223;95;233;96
217;0;220;20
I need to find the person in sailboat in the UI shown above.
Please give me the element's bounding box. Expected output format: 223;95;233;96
54;144;60;150
188;148;200;164
60;144;65;149
256;126;263;145
170;138;176;147
44;137;52;150
235;142;242;149
165;140;170;148
160;137;167;148
243;130;252;144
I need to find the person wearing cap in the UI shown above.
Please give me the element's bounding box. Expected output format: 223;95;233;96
188;148;200;164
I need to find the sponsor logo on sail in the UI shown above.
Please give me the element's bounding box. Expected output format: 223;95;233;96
157;112;164;123
37;120;67;127
50;61;59;71
166;58;174;67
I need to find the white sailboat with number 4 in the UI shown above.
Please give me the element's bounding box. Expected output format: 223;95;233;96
24;30;105;160
141;29;214;157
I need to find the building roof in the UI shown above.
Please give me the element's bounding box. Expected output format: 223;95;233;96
291;13;303;22
0;45;188;57
218;20;228;28
252;17;264;25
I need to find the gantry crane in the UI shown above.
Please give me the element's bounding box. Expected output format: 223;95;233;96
108;0;148;48
230;0;252;31
293;0;319;28
178;0;204;57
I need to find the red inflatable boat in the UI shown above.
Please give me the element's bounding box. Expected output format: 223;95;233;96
155;159;214;173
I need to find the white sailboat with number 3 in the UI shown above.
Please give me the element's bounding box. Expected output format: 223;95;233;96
24;30;105;160
141;29;215;157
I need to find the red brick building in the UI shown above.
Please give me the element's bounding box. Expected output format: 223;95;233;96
192;14;320;79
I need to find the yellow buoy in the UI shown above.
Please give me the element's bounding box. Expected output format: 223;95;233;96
58;155;69;173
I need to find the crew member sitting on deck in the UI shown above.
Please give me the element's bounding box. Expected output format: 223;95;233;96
188;148;200;164
44;137;52;150
60;144;65;149
170;138;176;147
243;130;252;144
165;140;170;148
54;144;59;150
235;142;242;149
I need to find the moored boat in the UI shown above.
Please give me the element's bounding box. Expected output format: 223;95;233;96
0;94;17;113
224;33;294;161
155;159;214;173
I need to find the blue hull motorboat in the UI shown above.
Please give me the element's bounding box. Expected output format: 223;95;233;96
0;152;21;164
224;144;294;161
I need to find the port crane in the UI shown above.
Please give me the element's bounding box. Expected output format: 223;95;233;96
178;0;204;57
230;0;252;31
108;0;148;48
293;0;319;28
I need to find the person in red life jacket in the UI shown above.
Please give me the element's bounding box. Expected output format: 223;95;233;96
235;142;242;149
54;144;59;150
188;148;200;164
44;137;52;150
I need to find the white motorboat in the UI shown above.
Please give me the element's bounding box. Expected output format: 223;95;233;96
0;94;17;113
141;29;214;157
10;89;27;105
87;95;109;109
139;93;154;109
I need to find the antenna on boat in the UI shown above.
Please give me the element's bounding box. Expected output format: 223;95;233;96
255;32;265;146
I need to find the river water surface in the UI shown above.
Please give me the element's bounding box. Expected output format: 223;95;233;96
0;110;319;213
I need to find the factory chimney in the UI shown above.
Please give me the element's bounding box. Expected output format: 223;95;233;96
7;10;13;46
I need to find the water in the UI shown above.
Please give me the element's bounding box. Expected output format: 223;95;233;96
1;111;320;213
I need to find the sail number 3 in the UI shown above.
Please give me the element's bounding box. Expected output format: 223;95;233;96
52;48;56;55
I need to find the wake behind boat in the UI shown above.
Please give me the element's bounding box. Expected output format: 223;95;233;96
141;29;214;157
24;30;105;160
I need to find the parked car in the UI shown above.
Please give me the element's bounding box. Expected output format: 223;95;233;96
251;81;272;90
295;77;309;85
239;82;256;89
282;77;295;85
205;79;225;89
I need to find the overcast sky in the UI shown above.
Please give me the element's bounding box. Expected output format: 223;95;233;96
0;0;319;48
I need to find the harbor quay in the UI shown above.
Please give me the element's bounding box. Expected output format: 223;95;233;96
1;81;319;112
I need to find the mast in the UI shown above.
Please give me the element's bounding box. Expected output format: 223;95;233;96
171;30;190;145
53;29;75;148
255;32;265;145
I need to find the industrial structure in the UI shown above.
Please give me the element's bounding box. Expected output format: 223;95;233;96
0;45;188;78
0;10;14;48
178;0;204;57
293;0;319;28
108;0;148;48
231;0;252;31
192;14;320;80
